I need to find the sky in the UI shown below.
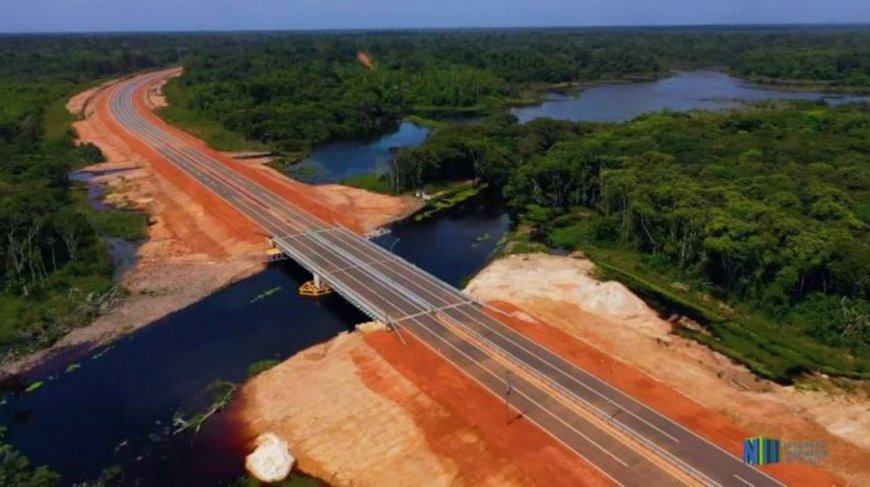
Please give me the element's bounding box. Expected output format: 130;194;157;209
2;0;869;33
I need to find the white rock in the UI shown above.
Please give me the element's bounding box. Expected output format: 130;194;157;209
356;320;388;333
245;433;295;483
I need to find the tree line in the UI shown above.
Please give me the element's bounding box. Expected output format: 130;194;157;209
165;26;870;157
0;26;868;367
0;36;171;356
386;102;870;381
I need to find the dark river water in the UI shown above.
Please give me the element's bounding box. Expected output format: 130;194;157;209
5;69;865;485
290;121;430;184
0;194;509;486
511;70;870;123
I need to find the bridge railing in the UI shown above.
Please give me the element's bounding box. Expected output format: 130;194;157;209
273;238;389;324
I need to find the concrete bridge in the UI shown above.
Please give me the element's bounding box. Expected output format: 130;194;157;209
108;70;784;487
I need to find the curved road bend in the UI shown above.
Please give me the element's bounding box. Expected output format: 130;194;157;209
107;70;784;487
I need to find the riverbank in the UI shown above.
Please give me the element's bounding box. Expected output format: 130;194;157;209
733;73;870;95
466;253;868;485
230;329;607;486
1;73;420;377
227;250;856;485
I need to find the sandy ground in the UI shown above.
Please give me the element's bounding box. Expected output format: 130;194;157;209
143;69;179;109
232;330;607;486
2;72;419;375
234;160;423;232
467;253;869;485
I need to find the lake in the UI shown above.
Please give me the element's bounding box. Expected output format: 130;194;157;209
290;71;870;186
511;70;870;123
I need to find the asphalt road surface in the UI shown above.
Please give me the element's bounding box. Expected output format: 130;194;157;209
109;71;784;487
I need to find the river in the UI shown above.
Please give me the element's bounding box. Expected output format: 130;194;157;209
4;69;865;485
0;193;509;486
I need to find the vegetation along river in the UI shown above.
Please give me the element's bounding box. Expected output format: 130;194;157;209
2;69;866;485
293;71;870;185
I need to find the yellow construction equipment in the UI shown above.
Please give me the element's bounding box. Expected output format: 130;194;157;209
299;275;332;297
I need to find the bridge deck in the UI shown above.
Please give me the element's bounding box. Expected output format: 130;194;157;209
109;71;783;487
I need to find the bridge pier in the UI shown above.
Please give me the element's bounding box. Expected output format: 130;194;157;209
299;273;333;297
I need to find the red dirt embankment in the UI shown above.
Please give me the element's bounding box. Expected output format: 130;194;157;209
484;300;836;486
233;330;609;486
236;250;857;485
467;254;867;485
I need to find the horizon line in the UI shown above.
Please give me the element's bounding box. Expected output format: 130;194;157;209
2;21;870;36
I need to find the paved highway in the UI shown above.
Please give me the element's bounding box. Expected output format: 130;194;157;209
109;70;784;487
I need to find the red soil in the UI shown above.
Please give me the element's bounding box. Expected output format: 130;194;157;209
484;300;841;487
362;330;612;486
96;83;264;258
129;76;364;234
105;71;841;485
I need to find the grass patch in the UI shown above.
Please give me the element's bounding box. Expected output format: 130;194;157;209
404;114;448;129
160;77;266;152
593;256;856;382
43;91;76;140
250;287;281;304
173;380;237;435
71;185;148;241
265;152;306;173
593;247;866;382
236;474;324;487
414;181;484;221
340;174;394;194
0;265;117;357
248;359;281;378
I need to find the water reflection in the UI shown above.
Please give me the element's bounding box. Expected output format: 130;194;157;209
291;122;430;184
512;71;870;123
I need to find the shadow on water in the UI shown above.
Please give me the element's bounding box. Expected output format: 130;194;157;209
0;193;510;486
376;191;511;288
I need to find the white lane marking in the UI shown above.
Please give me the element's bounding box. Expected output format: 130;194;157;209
403;313;633;473
328;228;686;446
395;301;474;322
734;474;755;487
109;75;762;487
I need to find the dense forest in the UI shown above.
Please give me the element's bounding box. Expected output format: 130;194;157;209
386;102;870;381
0;27;869;374
162;27;870;158
0;36;180;357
